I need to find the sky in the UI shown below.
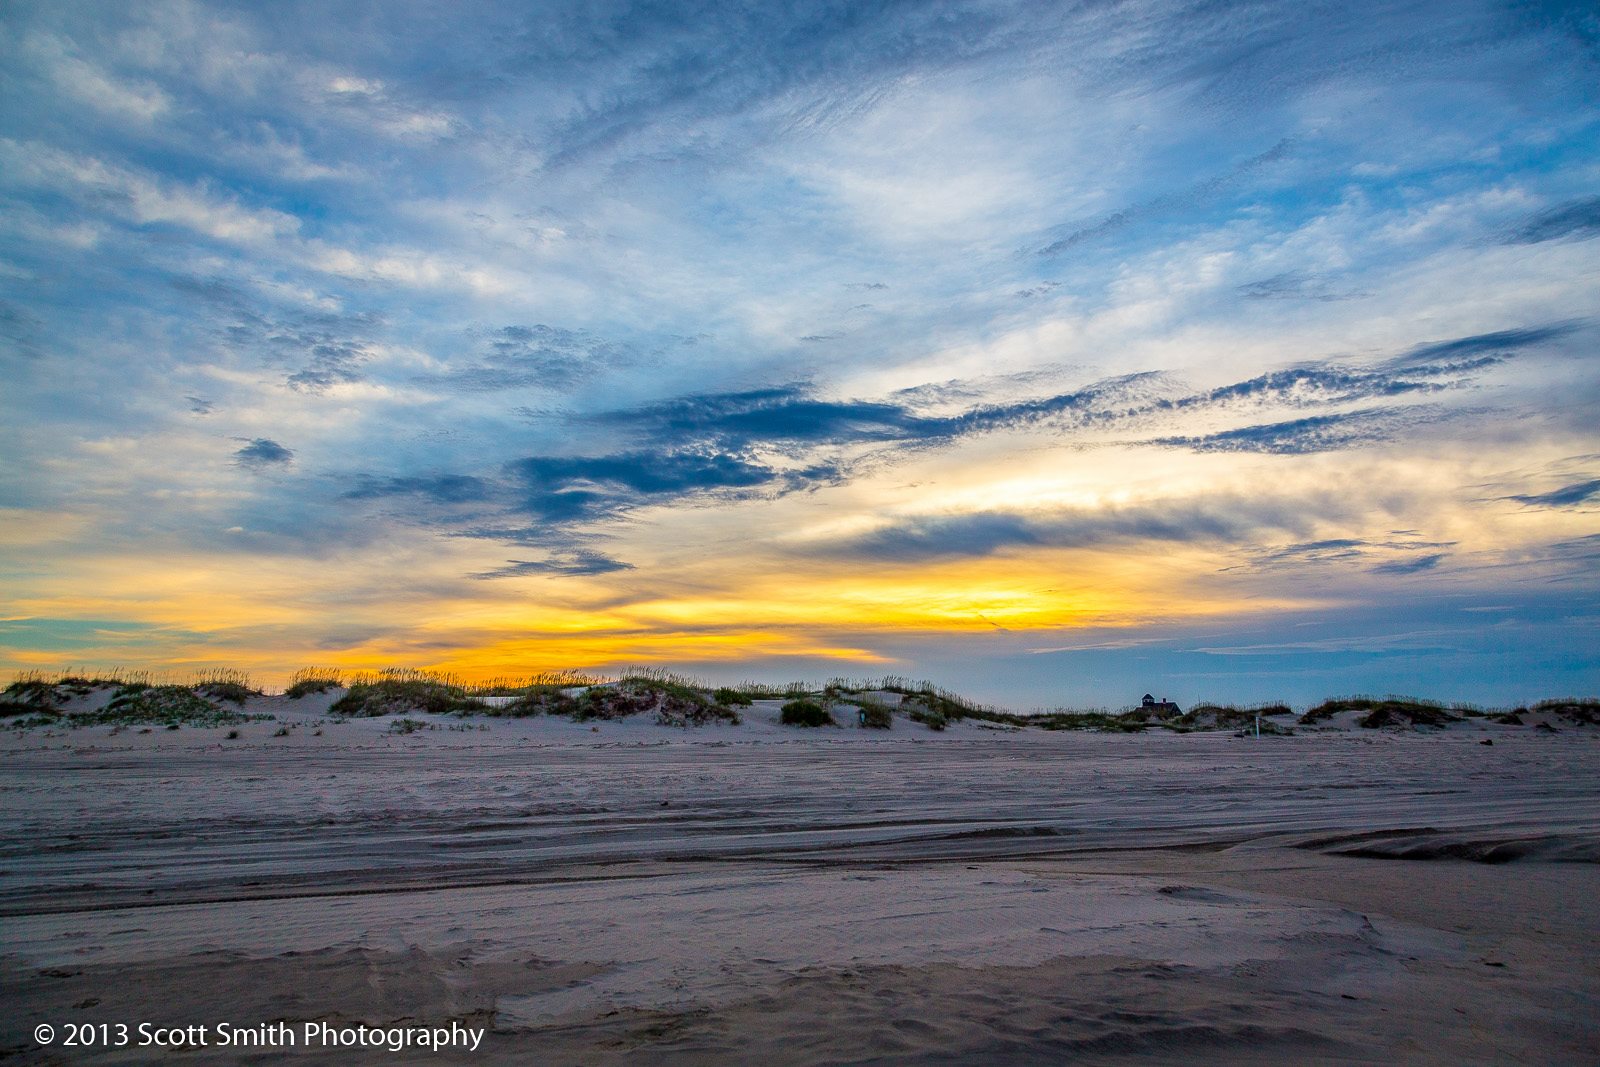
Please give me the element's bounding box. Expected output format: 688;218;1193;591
1;0;1597;709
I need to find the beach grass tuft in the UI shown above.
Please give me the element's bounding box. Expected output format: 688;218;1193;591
780;698;833;727
1300;695;1467;728
329;669;488;717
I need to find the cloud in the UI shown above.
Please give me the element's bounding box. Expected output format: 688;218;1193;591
508;449;787;522
1370;552;1446;575
0;139;299;245
233;438;294;468
1031;139;1294;258
345;474;495;505
1504;478;1600;508
1238;537;1455;572
1506;196;1600;244
1383;323;1583;369
1150;406;1443;455
472;551;634;580
415;324;623;393
805;499;1319;563
339;325;1530;553
1235;271;1361;302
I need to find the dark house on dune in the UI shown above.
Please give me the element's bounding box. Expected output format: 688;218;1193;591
1140;693;1182;718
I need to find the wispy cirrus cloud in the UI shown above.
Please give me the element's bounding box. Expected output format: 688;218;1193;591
1504;478;1600;509
1505;196;1600;245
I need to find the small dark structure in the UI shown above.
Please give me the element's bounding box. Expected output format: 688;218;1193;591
1140;693;1182;718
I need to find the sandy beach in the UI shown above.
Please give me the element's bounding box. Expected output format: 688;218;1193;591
2;694;1598;1064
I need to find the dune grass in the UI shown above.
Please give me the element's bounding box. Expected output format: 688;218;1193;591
285;667;345;699
1167;703;1294;732
1300;696;1467;728
75;686;270;728
5;664;1597;737
328;669;489;717
780;699;833;727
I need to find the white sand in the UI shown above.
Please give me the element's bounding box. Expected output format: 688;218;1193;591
2;703;1597;1063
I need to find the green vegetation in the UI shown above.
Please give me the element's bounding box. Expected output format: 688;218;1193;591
285;667;344;699
1168;703;1293;732
193;674;261;705
1033;711;1147;733
1;678;63;710
574;674;741;726
781;699;833;727
5;664;1598;739
492;690;580;717
1532;698;1600;725
468;670;602;696
71;686;268;728
329;669;489;717
856;700;893;729
1300;696;1465;728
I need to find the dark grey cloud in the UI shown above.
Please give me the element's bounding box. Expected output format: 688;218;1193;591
186;396;215;415
1150;407;1437;455
1506;195;1600;244
170;278;387;394
1254;538;1368;564
0;301;46;360
588;324;1525;467
508;449;791;522
1546;533;1600;564
591;384;932;450
1505;478;1600;508
1242;537;1455;571
1370;553;1446;575
1384;322;1582;369
233;438;294;468
1161;363;1462;413
592;373;1170;457
805;498;1316;563
225;313;382;393
472;551;635;580
345;474;495;505
1236;271;1361;302
324;323;1549;570
417;324;622;393
1015;281;1061;299
283;338;372;392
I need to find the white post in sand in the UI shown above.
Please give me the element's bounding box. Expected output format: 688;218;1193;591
1254;713;1260;738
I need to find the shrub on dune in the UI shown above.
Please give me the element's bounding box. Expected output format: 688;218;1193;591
1;679;65;710
73;686;262;728
781;699;833;727
493;690;580;717
1301;696;1464;728
857;701;893;729
329;671;487;717
563;675;741;726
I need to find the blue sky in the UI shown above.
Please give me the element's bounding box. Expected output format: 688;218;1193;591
1;0;1597;707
